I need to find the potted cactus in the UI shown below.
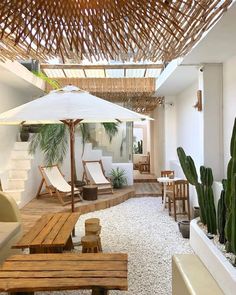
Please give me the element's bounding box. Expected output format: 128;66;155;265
177;147;217;234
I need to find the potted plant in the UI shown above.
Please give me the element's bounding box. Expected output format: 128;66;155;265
20;125;30;142
110;167;127;189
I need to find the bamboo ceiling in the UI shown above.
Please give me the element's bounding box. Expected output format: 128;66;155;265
0;1;232;62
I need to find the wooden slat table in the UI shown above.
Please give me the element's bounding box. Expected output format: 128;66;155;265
0;253;128;295
13;212;80;253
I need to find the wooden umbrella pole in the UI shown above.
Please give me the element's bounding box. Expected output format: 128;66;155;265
69;120;75;212
61;119;83;215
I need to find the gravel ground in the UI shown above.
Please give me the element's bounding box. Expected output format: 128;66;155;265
36;197;193;295
0;197;192;295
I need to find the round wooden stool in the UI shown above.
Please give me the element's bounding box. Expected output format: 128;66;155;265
85;224;101;235
85;224;102;252
85;218;100;226
83;185;98;200
81;235;100;253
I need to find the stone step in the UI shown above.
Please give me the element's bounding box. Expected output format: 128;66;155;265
4;189;24;203
14;141;30;151
9;169;29;179
11;150;34;159
11;159;32;169
8;178;26;189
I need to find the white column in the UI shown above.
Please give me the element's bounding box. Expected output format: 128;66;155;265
199;64;224;181
164;96;177;169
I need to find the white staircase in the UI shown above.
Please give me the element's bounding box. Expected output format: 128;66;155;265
4;142;33;206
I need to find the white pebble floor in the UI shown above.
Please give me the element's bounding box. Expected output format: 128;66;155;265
35;197;193;295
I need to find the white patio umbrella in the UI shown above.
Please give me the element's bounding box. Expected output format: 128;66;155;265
0;85;151;211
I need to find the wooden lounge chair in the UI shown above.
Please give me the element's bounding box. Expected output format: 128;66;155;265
36;165;82;206
82;160;113;194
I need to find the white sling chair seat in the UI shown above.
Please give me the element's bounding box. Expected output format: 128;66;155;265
43;166;75;193
83;160;113;194
37;165;82;206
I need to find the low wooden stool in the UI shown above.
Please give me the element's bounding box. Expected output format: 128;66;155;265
85;218;100;226
85;224;102;252
83;185;98;200
81;235;100;253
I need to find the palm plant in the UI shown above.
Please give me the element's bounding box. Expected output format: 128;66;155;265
29;122;119;183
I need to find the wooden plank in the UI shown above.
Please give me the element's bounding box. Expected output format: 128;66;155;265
7;253;128;261
41;213;72;246
2;261;127;271
0;270;127;278
13;214;53;248
0;278;128;292
52;213;80;245
30;213;64;247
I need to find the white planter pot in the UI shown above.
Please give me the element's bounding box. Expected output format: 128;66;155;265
190;219;236;295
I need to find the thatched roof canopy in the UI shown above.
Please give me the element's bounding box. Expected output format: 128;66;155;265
0;1;232;62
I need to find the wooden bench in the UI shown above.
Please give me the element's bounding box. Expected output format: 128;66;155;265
0;253;128;295
12;212;80;253
172;254;224;295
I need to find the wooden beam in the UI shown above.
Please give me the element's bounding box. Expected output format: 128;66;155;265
41;64;163;70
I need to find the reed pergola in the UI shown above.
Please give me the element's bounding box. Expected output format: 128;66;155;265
0;0;232;63
45;76;162;114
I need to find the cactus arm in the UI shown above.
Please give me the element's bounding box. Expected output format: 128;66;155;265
217;180;226;244
230;118;236;156
225;118;236;252
196;183;207;224
231;174;236;254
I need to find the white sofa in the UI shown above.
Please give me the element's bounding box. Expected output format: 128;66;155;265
0;192;22;264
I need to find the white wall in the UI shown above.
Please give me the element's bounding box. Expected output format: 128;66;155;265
176;81;202;168
162;82;200;208
223;55;236;176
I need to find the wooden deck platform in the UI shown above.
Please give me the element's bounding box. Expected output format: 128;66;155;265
133;170;157;183
20;183;161;234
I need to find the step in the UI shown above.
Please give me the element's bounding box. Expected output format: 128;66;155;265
8;178;26;190
11;159;32;169
4;189;24;203
11;150;34;159
9;169;29;179
14;141;31;151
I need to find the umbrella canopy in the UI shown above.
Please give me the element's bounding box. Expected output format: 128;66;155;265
0;85;151;211
0;85;149;124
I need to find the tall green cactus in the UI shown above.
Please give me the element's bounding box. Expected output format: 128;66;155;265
225;118;236;253
217;180;227;244
177;147;206;224
203;167;217;234
177;147;217;234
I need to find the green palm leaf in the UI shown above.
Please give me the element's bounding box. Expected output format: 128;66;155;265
102;122;119;142
29;124;68;166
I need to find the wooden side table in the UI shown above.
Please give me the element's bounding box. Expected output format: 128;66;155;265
83;185;98;201
12;212;80;253
0;253;128;295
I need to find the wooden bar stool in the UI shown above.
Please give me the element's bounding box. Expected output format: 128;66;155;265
81;235;100;253
85;224;102;252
